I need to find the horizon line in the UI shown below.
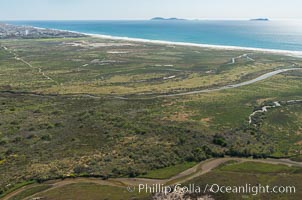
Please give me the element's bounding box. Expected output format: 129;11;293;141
1;18;302;21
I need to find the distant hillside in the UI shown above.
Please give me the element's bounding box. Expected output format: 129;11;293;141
151;17;186;21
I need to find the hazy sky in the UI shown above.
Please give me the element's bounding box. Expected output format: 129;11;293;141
1;0;302;20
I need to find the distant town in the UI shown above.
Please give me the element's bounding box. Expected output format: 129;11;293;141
0;23;85;39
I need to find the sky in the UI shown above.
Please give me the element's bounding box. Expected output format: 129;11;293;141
1;0;302;20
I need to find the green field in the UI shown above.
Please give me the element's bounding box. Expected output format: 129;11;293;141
7;185;51;200
185;161;302;200
0;36;302;199
5;161;302;200
24;183;149;200
218;161;302;173
138;162;196;179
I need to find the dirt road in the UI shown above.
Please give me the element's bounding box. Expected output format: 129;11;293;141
3;157;302;200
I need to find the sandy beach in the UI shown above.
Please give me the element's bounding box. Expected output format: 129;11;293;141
87;33;302;58
22;24;302;58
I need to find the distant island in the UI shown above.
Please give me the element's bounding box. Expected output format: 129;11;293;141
151;17;186;21
250;18;269;21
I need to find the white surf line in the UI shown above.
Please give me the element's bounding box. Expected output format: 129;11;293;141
16;24;302;56
249;100;302;125
5;24;302;57
86;33;302;58
156;67;302;98
2;46;58;84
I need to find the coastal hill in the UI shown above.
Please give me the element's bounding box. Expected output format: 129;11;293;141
151;17;186;21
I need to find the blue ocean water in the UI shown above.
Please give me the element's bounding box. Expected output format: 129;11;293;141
5;20;302;51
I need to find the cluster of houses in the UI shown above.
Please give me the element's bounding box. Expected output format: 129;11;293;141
0;23;84;39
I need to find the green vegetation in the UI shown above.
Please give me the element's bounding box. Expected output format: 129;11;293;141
6;161;302;200
186;161;302;200
0;36;301;198
260;104;302;157
139;162;196;179
218;161;302;174
291;155;302;162
7;185;51;200
0;181;36;199
30;183;149;200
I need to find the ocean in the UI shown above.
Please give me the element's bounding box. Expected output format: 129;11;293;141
5;20;302;52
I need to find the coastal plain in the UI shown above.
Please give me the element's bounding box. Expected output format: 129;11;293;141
1;29;302;199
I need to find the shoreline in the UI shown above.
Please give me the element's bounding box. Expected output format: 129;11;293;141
87;33;302;57
6;23;302;57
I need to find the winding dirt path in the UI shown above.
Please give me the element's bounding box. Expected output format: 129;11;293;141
249;100;302;125
3;157;302;200
156;67;301;98
2;46;58;84
62;66;301;101
1;45;301;100
1;67;300;101
228;53;255;64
